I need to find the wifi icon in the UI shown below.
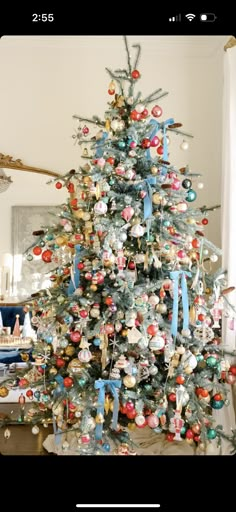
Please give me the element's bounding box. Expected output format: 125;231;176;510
185;13;196;21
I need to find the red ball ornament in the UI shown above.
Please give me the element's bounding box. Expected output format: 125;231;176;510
194;435;201;442
168;393;176;402
63;267;70;275
80;310;88;319
213;393;222;401
176;375;185;385
126;410;137;420
199;389;209;398
126;401;135;412
229;365;236;376
166;432;175;442
141;138;151;149
198;313;205;322
106;157;115;165
192;238;200;249
147;324;159;336
141;108;149;118
131;69;140;79
42;250;53;263
157;145;164;155
55;181;62;189
186;429;194;439
105;296;113;306
33;246;42;256
19;378;29;388
108;89;115;95
63;377;74;388
70;331;81;343
130;110;141;121
26;389;34;398
202;218;208;225
56;357;66;368
67;182;75;193
128;261;136;270
70;198;77;208
77;262;85;270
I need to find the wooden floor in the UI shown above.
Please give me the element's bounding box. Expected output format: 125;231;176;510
0;403;53;455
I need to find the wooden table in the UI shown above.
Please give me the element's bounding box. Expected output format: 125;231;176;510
0;403;53;455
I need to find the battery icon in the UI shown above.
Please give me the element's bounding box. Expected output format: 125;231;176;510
200;13;217;21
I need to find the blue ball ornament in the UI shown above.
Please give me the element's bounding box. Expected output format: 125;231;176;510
78;378;86;387
211;399;224;409
181;426;187;435
93;338;101;347
186;189;197;202
102;443;111;452
163;220;171;227
44;335;53;344
118;141;126;149
34;390;41;400
206;356;217;367
196;354;204;363
207;428;217;439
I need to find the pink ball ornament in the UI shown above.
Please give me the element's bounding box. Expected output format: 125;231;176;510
126;401;135;412
148;294;160;307
227;373;236;385
151;105;163;118
150;135;160;147
177;250;186;259
97;157;106;168
115;165;126;176
85;272;93;280
171;179;181;191
78;349;92;363
147;414;159;428
121;206;135;222
141;108;149;118
140;190;147;199
94;201;107;215
129;141;137;148
177;201;188;213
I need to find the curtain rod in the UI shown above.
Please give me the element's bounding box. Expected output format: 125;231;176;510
0;153;60;178
224;36;236;51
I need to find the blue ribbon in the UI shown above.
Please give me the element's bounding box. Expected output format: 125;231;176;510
67;244;81;296
52;415;63;446
145;119;160;160
95;132;109;158
170;270;192;337
94;379;121;440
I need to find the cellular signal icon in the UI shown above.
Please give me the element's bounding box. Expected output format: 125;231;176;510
169;14;181;22
185;13;196;21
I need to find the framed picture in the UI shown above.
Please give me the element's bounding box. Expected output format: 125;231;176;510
11;205;60;299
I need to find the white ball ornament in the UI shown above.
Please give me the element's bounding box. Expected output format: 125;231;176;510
32;425;40;435
130;224;145;238
210;254;218;263
180;140;189;151
197;182;204;190
136;103;145;113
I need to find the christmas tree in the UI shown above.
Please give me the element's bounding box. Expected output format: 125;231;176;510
1;36;236;454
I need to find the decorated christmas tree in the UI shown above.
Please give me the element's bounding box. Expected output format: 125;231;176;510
1;36;236;454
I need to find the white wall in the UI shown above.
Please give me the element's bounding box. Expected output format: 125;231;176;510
0;35;226;264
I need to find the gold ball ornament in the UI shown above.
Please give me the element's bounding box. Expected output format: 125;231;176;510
0;387;9;398
152;193;162;205
123;375;136;388
82;212;91;221
151;166;158;175
186;438;194;445
192;423;201;434
128;422;136;431
184;366;193;375
156;303;167;314
130;216;141;226
49;367;58;376
55;236;67;246
176;346;186;355
74;209;84;220
90;284;98;291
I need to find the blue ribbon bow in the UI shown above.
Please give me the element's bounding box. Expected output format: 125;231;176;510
67;244;81;296
95;132;109;158
94;379;121;440
170;270;192;337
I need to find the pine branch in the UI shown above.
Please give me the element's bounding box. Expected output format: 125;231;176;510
72;115;105;127
132;43;141;70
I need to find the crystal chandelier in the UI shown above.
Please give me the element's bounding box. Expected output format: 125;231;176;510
0;168;12;193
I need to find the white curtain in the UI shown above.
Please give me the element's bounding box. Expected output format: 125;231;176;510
220;43;236;454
